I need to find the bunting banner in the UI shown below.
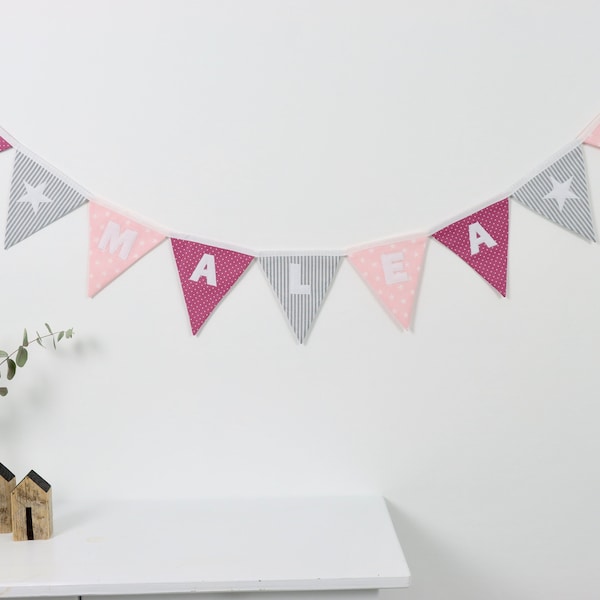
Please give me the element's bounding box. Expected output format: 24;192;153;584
511;144;595;242
88;202;166;297
259;254;343;343
0;113;599;343
171;238;254;335
5;149;90;249
348;237;428;330
432;199;509;296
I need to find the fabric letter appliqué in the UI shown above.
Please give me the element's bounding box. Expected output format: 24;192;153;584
289;263;311;295
468;222;497;255
189;254;217;286
432;198;509;296
381;252;410;284
171;239;254;335
348;238;428;330
88;202;165;297
98;221;139;260
259;254;342;343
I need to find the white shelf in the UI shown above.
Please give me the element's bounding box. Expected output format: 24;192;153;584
0;496;410;597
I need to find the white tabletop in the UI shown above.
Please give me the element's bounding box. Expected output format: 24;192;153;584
0;496;410;597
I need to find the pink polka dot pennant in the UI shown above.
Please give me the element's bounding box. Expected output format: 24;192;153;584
585;123;600;148
0;136;11;153
88;202;166;297
432;198;509;296
171;238;254;335
348;237;428;330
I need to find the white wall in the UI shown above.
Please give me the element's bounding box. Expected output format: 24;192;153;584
1;0;600;598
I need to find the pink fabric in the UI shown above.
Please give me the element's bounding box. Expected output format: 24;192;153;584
348;237;428;330
171;238;254;335
432;198;509;296
0;136;12;153
585;124;600;148
88;202;165;297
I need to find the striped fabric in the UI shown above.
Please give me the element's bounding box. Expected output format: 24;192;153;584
5;151;89;249
511;145;595;241
259;254;343;344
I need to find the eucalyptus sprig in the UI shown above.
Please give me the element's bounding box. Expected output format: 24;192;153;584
0;324;74;396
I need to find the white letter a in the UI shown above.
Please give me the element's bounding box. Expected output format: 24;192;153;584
189;254;217;286
468;222;497;255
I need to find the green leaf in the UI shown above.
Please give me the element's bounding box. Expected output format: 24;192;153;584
22;328;28;347
57;331;64;342
65;328;74;339
7;359;16;380
0;387;7;396
45;323;53;334
52;337;56;350
0;350;8;358
15;346;28;368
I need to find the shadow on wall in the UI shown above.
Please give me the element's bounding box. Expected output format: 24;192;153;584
0;336;99;451
383;499;494;600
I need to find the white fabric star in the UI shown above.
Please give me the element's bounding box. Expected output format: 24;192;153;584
543;175;579;212
18;181;53;214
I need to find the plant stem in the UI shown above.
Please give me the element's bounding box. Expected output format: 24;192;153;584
0;331;61;368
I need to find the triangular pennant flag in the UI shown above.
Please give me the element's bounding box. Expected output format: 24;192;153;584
88;202;166;297
171;239;254;335
0;136;12;153
259;254;343;344
348;237;428;330
432;198;509;296
511;145;595;241
584;123;600;148
5;150;89;249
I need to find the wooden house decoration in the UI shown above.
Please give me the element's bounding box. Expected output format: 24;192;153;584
11;470;52;541
0;463;16;534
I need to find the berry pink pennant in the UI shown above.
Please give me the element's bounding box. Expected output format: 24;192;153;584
432;198;509;296
348;237;428;330
0;136;11;153
88;202;165;297
171;238;254;335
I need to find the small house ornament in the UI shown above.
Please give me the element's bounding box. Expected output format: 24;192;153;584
0;463;16;533
11;470;52;541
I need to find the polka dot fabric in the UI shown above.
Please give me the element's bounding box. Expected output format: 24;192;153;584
171;238;254;335
432;198;509;296
348;237;428;330
0;136;11;153
88;202;165;297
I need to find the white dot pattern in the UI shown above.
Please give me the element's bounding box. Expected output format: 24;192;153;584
88;202;165;297
0;136;11;153
171;238;254;335
432;198;509;296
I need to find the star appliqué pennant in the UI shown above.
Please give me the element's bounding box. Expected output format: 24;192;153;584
5;150;90;249
18;181;53;214
511;145;595;241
